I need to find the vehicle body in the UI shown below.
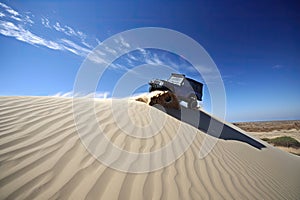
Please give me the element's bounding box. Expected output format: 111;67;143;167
149;73;203;109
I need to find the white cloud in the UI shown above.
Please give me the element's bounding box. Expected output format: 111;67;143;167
0;2;95;59
49;20;93;48
53;22;65;32
0;2;19;16
110;63;130;71
114;36;130;48
104;45;117;55
0;20;94;57
0;2;34;25
0;2;132;73
121;38;130;48
88;50;109;64
96;38;101;45
53;22;84;39
138;48;147;54
41;17;51;28
62;45;80;55
10;15;21;21
127;53;138;61
87;50;130;71
125;57;134;65
77;31;86;39
24;15;34;24
120;36;130;48
94;49;106;56
64;25;76;35
0;20;62;50
144;53;164;66
60;38;91;56
81;40;93;49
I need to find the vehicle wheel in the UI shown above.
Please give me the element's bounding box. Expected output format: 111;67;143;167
188;95;197;109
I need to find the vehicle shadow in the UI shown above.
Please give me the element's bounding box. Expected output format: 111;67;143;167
154;105;266;150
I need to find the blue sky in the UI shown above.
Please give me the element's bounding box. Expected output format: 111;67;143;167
0;0;299;122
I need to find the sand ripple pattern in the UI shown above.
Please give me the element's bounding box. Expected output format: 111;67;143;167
0;96;299;199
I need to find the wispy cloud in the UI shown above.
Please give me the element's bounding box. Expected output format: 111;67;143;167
0;1;211;78
96;38;101;45
0;20;62;50
52;22;85;39
81;40;93;49
24;14;34;25
87;49;130;71
0;2;144;72
41;16;91;48
60;38;91;56
0;2;32;26
144;53;165;66
88;50;109;64
53;22;65;32
114;36;130;48
0;2;100;61
0;2;19;16
10;15;21;21
41;17;51;28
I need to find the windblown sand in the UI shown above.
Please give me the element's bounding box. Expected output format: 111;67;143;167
0;96;299;199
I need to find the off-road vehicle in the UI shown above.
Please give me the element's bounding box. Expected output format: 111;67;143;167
149;73;203;109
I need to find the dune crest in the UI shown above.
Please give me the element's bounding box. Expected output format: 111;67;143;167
135;91;180;110
0;96;299;199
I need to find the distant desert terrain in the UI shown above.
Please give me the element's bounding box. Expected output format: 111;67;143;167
234;120;300;133
234;121;300;155
0;96;299;199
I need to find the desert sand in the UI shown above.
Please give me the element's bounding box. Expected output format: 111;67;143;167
234;121;300;156
0;96;300;199
234;121;300;141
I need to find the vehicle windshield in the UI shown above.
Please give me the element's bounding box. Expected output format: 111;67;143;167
168;76;184;86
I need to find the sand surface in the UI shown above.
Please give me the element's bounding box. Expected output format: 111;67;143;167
0;96;300;199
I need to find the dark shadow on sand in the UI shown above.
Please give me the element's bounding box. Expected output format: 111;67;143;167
154;105;266;150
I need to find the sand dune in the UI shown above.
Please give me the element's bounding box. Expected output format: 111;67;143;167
0;96;300;199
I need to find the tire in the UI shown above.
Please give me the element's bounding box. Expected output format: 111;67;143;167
188;95;197;109
148;91;180;110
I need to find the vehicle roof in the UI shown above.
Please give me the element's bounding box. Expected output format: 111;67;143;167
170;73;203;86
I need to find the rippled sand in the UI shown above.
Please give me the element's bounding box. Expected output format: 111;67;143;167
0;96;299;199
